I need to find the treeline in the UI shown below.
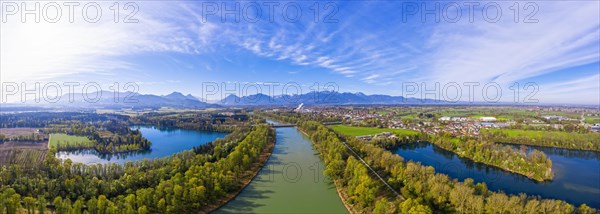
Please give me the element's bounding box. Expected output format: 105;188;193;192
257;111;342;124
300;121;594;213
482;129;600;151
0;125;275;214
0;112;128;128
509;123;591;133
130;112;248;133
0;133;46;142
428;134;554;181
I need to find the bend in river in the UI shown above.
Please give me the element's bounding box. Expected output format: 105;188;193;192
215;125;347;213
395;142;600;208
57;126;227;164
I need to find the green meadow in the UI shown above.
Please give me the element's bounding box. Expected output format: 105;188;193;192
584;116;600;124
329;124;419;136
49;133;94;150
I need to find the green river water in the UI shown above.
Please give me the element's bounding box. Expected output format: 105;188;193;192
214;127;347;213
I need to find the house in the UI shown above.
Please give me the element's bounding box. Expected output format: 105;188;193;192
480;117;497;122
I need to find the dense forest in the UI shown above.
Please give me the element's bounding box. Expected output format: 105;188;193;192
0;124;275;213
298;121;595;213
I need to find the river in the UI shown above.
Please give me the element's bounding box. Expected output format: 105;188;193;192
215;124;347;213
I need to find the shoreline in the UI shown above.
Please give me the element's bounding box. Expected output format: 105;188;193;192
200;133;276;214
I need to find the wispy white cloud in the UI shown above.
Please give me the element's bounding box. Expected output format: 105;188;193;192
2;1;597;104
537;74;600;104
425;2;599;84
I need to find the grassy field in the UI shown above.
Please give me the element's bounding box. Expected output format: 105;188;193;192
49;133;94;149
329;125;419;137
584;116;600;124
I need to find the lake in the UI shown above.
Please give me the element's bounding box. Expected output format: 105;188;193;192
56;126;227;164
395;142;600;208
215;125;347;213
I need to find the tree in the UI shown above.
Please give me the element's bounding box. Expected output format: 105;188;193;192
97;195;109;214
578;204;595;214
373;198;390;214
53;196;64;214
138;206;148;214
73;198;85;214
23;196;36;214
37;196;47;214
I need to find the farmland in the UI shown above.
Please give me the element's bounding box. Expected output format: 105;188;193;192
0;141;47;168
48;133;94;150
329;124;419;136
584;116;600;124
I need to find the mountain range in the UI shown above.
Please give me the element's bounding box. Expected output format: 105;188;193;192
7;91;448;109
216;91;436;106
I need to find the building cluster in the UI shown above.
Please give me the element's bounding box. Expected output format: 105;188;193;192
298;106;600;136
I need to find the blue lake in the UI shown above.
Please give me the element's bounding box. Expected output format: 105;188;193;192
56;126;227;164
395;142;600;208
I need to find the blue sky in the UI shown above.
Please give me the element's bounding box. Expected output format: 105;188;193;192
2;0;599;104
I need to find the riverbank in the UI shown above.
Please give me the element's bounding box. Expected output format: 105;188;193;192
200;135;276;214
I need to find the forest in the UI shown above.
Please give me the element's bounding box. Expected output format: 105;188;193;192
298;121;595;213
0;124;275;214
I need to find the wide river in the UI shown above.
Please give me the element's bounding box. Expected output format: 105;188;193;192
395;142;600;208
215;125;347;213
56;126;227;164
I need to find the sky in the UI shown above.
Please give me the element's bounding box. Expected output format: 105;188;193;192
1;0;599;105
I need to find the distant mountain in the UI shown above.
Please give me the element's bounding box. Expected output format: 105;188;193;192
26;91;218;109
217;91;444;106
11;90;453;109
217;94;277;106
